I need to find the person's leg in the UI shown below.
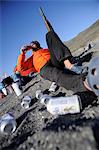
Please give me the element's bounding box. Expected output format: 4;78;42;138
45;21;83;74
17;52;25;72
46;30;72;66
40;62;85;92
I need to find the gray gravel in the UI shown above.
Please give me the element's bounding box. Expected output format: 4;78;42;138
0;28;99;150
0;71;99;150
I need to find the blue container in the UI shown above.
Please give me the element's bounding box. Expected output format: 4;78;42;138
0;82;5;90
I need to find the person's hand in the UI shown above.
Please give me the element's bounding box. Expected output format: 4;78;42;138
20;45;32;53
20;46;28;53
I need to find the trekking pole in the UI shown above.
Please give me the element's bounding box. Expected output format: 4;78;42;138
39;7;51;32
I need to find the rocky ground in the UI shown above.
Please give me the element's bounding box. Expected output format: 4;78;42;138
0;20;99;150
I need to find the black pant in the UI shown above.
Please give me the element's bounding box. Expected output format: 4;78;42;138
46;30;72;69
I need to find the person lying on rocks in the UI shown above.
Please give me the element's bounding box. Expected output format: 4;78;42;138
14;14;99;106
13;37;83;86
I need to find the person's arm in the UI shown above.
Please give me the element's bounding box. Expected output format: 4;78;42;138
17;45;32;71
17;52;25;71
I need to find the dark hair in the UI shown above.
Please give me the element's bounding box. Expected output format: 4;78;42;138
31;41;40;48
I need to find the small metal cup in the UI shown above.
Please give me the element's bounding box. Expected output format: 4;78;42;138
0;113;17;135
21;96;32;109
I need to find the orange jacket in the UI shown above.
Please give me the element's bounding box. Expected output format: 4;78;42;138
14;53;36;76
33;48;50;72
14;48;50;76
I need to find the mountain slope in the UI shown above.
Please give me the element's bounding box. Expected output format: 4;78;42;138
64;19;99;52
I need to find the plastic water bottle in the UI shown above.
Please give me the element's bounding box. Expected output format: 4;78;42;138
2;88;7;95
21;96;32;109
11;81;22;96
0;113;17;135
41;95;82;115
